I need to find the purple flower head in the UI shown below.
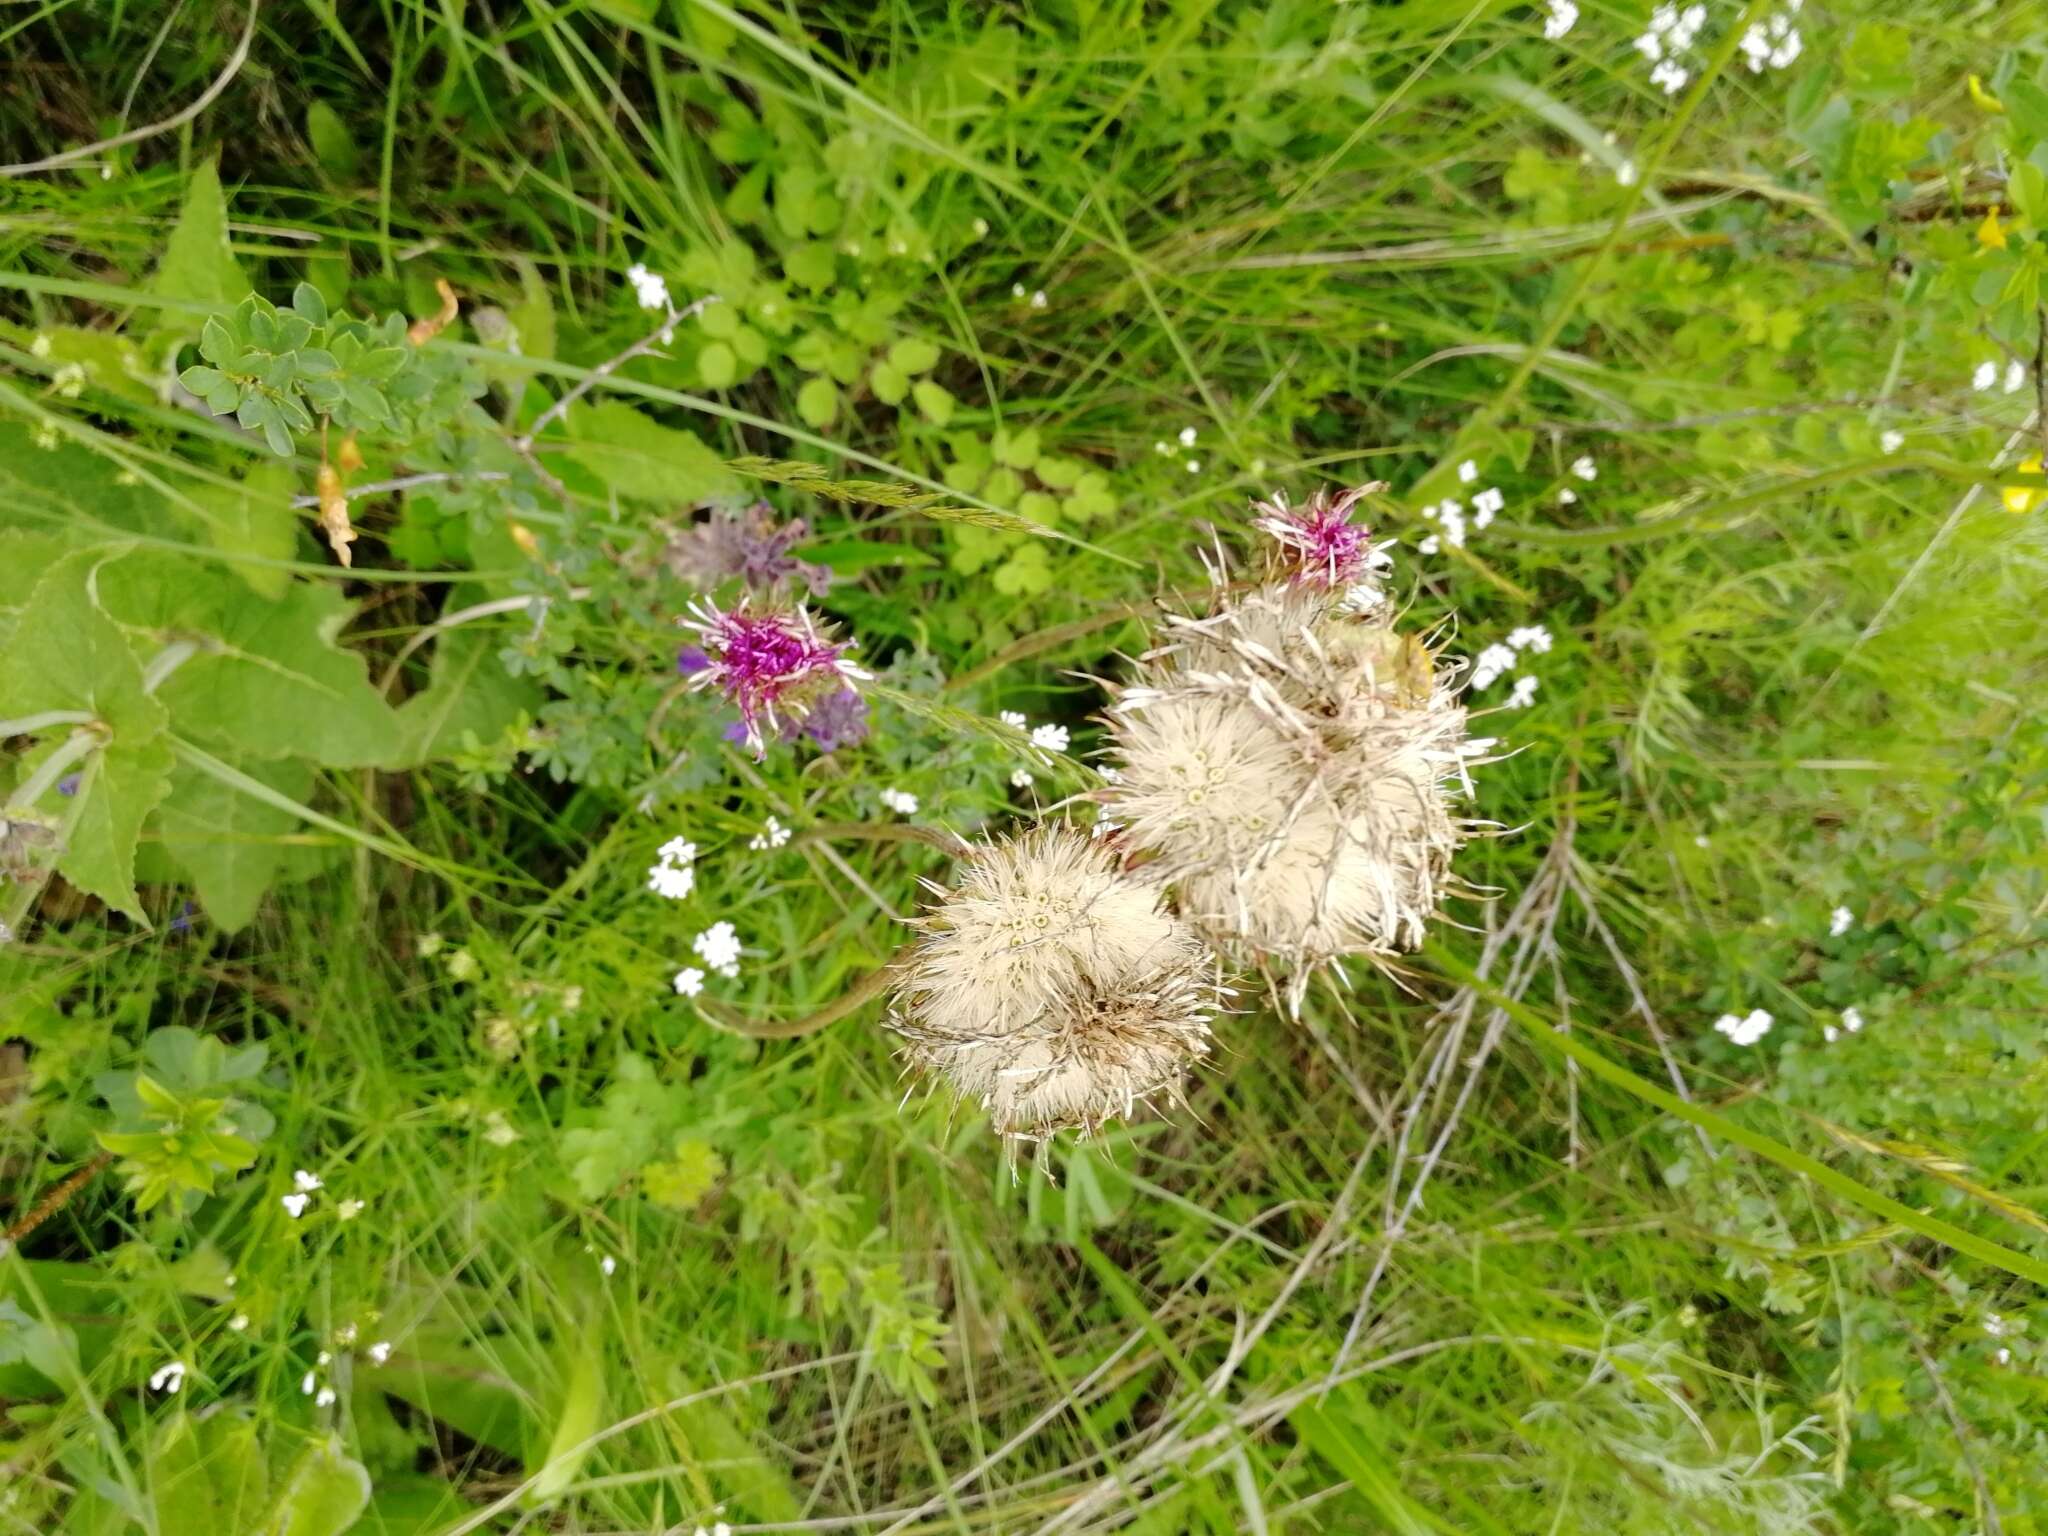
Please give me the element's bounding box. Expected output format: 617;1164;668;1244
666;503;832;598
794;686;869;753
1251;483;1386;589
680;597;870;758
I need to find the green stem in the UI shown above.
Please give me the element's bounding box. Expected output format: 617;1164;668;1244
7;730;99;811
0;709;93;737
140;639;199;695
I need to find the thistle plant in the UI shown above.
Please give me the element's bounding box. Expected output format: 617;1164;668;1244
887;824;1226;1143
1101;487;1484;1008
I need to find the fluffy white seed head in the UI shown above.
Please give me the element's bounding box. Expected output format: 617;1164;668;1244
889;825;1223;1141
1104;583;1477;981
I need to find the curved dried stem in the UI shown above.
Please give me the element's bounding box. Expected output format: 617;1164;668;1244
795;820;965;853
695;951;906;1041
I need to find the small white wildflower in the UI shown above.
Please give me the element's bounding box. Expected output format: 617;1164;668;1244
1031;723;1071;753
1634;31;1664;62
281;1193;310;1219
336;1327;357;1350
29;333;52;359
1000;710;1028;729
1011;282;1027;299
1457;459;1478;484
1841;1005;1864;1033
1179;426;1198;447
2004;360;2028;394
1504;674;1540;710
972;217;990;236
336;1198;365;1221
672;967;705;998
1650;59;1690;94
1029;289;1047;310
1570;455;1597;481
658;836;696;864
748;816;791;852
1542;0;1578;39
1712;1008;1773;1047
1829;905;1854;937
1985;1312;2008;1338
598;1254;617;1278
647;862;696;900
1471;487;1504;528
228;1313;250;1332
1471;643;1518;690
692;922;743;975
1994;1346;2012;1366
1153;440;1171;455
293;1169;323;1193
1972;361;1999;392
1822;1024;1839;1043
317;1351;333;1366
315;1386;337;1408
482;1109;520;1146
879;787;920;816
1506;625;1553;654
625;263;670;311
1615;159;1639;187
368;1341;393;1365
1417;534;1441;555
1558;487;1578;505
1880;430;1904;455
301;1370;318;1396
1185;458;1201;474
148;1361;186;1394
31;421;59;450
1010;768;1035;788
1769;29;1802;69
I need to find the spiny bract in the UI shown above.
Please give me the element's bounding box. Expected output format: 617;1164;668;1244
888;824;1225;1141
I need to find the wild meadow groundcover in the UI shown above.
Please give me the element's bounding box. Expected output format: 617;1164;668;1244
2;1;2046;1532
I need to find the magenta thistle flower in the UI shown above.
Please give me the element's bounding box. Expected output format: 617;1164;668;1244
1251;483;1387;589
680;598;870;757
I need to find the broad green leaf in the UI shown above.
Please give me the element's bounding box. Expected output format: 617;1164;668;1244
148;1412;270;1536
562;401;737;503
0;547;170;918
869;359;908;405
911;379;955;425
697;340;738;389
887;337;940;374
523;1338;604;1508
390;626;541;769
149;160;249;317
179;463;299;599
267;1437;372;1536
95;569;407;768
2;323;157;406
305;101;363;179
796;376;839;428
0;420;179;539
153;756;314;933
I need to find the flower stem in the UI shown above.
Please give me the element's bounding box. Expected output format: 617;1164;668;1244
0;709;93;737
7;729;99;811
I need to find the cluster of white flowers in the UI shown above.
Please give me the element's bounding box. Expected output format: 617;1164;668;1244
692;921;742;979
691;1523;734;1536
625;262;670;311
1880;430;1905;455
1542;0;1578;40
1829;905;1854;937
1418;464;1511;556
879;786;920;816
1469;624;1551;710
1973;359;2028;394
1712;1007;1774;1047
1635;4;1707;94
1011;767;1036;788
1738;4;1803;73
747;816;791;852
281;1167;363;1221
148;1360;187;1393
1030;723;1070;754
647;835;697;901
1820;1005;1864;1044
1010;283;1048;309
672;967;705;997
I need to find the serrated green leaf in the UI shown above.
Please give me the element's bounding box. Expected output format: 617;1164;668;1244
562;401;737;503
58;733;175;923
150;160;248;318
153;756;313;933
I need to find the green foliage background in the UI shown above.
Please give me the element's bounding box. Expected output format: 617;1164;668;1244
2;2;2045;1533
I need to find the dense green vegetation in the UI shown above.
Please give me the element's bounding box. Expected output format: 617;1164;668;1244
3;2;2044;1532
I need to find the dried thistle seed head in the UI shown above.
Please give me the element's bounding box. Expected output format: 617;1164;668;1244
1105;581;1478;979
889;824;1223;1140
